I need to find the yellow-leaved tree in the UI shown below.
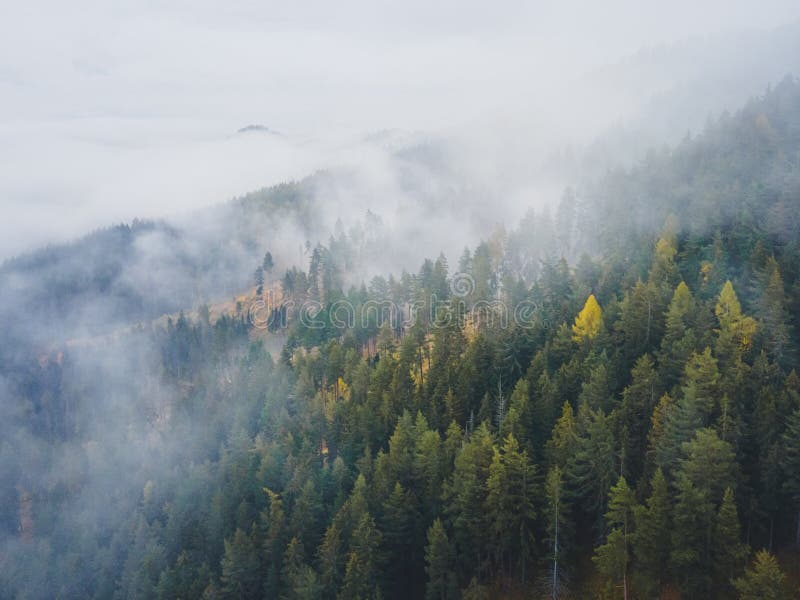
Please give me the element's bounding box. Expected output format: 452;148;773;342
715;280;756;357
572;294;603;342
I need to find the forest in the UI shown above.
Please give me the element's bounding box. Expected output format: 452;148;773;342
2;79;800;600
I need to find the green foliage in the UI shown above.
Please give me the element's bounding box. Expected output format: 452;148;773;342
733;550;790;600
424;519;458;600
8;78;800;600
592;476;637;597
632;469;671;597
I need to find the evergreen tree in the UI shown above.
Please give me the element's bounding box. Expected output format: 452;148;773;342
619;354;660;481
424;519;458;600
657;350;720;473
712;488;748;597
263;489;289;597
444;423;494;580
566;404;615;531
755;257;793;367
658;281;698;391
282;537;322;600
679;428;737;505
733;550;790;600
546;401;578;470
543;466;572;600
670;475;714;598
339;513;382;600
381;482;422;597
714;280;756;370
220;528;261;600
632;469;670;598
485;433;537;583
592;476;637;600
263;251;274;274
782;407;800;547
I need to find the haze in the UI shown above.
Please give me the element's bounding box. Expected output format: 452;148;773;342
1;0;799;258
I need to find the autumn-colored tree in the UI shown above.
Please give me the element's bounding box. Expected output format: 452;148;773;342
572;294;603;342
715;280;756;368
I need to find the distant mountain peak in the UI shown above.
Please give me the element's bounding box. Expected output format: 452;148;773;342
237;124;281;135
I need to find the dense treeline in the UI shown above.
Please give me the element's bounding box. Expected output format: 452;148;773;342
3;80;800;598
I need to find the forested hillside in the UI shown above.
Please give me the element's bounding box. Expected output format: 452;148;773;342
2;80;800;599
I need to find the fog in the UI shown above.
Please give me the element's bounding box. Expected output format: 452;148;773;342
2;4;800;598
2;1;799;258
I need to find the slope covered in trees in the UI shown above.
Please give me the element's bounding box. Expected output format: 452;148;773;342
3;80;800;598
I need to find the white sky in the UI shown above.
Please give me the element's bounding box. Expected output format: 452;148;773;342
1;0;799;257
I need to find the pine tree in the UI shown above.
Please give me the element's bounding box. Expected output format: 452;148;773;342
647;393;674;472
263;488;288;597
291;479;323;554
578;361;613;413
733;550;790;600
485;433;537;583
263;251;274;274
255;266;265;295
616;280;663;364
658;281;698;391
566;404;615;531
592;476;637;600
632;469;670;598
381;482;422;597
755;257;793;367
424;519;458;600
670;475;714;598
546;401;577;470
220;528;261;600
679;428;737;505
649;236;680;289
282;537;322;600
444;423;494;579
317;523;344;599
339;513;382;600
783;407;800;547
619;354;660;481
543;466;571;600
657;350;720;473
502;378;531;451
715;280;756;369
712;488;748;597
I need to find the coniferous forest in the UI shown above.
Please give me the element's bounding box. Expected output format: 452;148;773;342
3;54;800;600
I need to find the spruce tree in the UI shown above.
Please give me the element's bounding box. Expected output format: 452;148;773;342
543;466;572;600
485;433;537;583
733;550;790;600
592;476;637;600
619;354;660;481
632;468;670;598
220;528;261;600
712;488;748;597
424;519;458;600
670;475;713;598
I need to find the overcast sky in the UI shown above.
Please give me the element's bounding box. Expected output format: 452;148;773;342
1;0;799;257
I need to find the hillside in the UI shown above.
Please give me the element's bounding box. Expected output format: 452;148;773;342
2;80;800;599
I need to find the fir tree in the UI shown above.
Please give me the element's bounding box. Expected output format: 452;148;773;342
733;550;790;600
712;487;748;597
424;519;458;600
593;476;637;600
632;469;670;598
